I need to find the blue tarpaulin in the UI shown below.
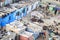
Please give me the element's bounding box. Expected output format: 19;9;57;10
9;11;16;23
0;17;2;27
19;8;23;18
1;15;9;27
22;7;27;17
16;8;23;20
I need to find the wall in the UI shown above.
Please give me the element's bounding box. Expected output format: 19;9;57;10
42;0;60;5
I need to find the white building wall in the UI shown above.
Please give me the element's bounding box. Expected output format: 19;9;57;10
42;0;60;4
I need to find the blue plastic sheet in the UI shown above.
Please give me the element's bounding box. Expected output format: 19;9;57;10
16;8;23;20
9;11;16;23
15;10;20;20
0;17;2;27
19;8;23;18
22;7;27;17
1;15;9;27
